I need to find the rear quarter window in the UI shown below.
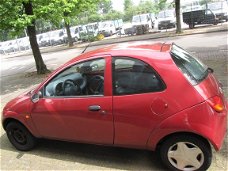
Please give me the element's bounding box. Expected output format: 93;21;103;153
170;44;208;85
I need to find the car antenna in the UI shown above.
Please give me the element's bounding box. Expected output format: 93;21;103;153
81;42;91;54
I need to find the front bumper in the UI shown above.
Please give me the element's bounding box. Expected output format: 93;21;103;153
158;22;175;29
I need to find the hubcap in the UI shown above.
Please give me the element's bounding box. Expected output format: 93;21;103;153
11;128;27;145
167;142;204;170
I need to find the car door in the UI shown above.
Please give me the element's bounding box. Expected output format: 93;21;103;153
112;57;168;148
31;57;114;145
205;9;216;24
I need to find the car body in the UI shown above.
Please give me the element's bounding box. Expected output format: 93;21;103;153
1;40;19;53
183;9;219;29
39;32;51;47
158;9;176;30
132;13;156;35
49;30;64;45
17;37;30;51
207;1;228;22
2;43;227;171
98;20;116;37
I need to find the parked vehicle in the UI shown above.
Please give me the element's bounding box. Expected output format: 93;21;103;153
98;20;117;37
2;42;227;171
183;9;218;29
113;19;124;33
49;30;64;45
157;9;176;30
0;42;7;54
1;40;19;53
17;37;30;51
208;1;228;22
36;34;44;47
132;13;155;35
39;32;51;47
85;22;99;37
123;23;136;35
71;25;87;41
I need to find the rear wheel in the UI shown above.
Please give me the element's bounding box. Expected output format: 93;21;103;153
6;121;36;151
159;135;212;171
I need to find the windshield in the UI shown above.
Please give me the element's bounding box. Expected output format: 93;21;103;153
158;10;174;18
132;14;148;23
100;22;111;28
171;44;208;85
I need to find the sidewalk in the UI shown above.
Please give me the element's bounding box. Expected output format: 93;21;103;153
2;22;227;59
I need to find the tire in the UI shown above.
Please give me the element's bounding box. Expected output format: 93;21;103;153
159;135;212;171
189;23;194;29
6;121;36;151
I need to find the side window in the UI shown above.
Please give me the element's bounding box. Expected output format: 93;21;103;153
45;58;105;97
113;57;165;95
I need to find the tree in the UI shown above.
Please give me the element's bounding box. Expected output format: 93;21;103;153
156;0;168;12
55;0;101;47
124;0;133;11
104;10;123;21
137;0;155;14
99;0;113;14
0;1;50;74
175;0;182;33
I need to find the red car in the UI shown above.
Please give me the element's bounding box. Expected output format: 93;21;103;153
2;43;227;171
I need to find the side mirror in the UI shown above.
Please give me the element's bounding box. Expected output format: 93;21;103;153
31;91;42;103
208;67;214;73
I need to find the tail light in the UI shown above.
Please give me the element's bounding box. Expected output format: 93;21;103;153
207;96;225;113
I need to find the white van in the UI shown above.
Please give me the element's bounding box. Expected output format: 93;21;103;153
157;9;176;30
208;1;228;22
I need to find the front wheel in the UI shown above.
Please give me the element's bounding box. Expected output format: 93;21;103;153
159;135;212;171
6;121;37;151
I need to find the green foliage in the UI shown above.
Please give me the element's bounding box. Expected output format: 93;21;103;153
104;10;123;21
99;0;112;14
88;14;103;23
155;0;168;13
138;0;155;13
123;0;156;22
0;0;101;39
124;0;133;11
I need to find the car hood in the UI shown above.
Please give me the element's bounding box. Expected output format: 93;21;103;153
158;17;175;22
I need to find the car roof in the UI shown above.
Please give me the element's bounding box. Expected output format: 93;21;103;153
67;42;172;65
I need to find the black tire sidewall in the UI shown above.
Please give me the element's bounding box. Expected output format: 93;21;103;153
6;122;36;151
160;135;212;171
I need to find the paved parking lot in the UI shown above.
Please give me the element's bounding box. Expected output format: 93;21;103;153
1;31;227;170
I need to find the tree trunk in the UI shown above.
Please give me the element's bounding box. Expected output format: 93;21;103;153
23;1;48;74
175;0;182;34
64;20;73;47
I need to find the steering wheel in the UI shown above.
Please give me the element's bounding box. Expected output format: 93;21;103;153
55;82;64;96
62;79;80;96
88;75;104;95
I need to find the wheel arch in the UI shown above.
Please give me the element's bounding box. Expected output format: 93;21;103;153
155;131;211;152
2;117;39;138
3;118;25;130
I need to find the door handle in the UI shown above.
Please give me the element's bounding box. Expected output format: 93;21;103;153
88;105;101;111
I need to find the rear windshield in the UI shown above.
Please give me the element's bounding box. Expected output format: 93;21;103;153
170;44;208;85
